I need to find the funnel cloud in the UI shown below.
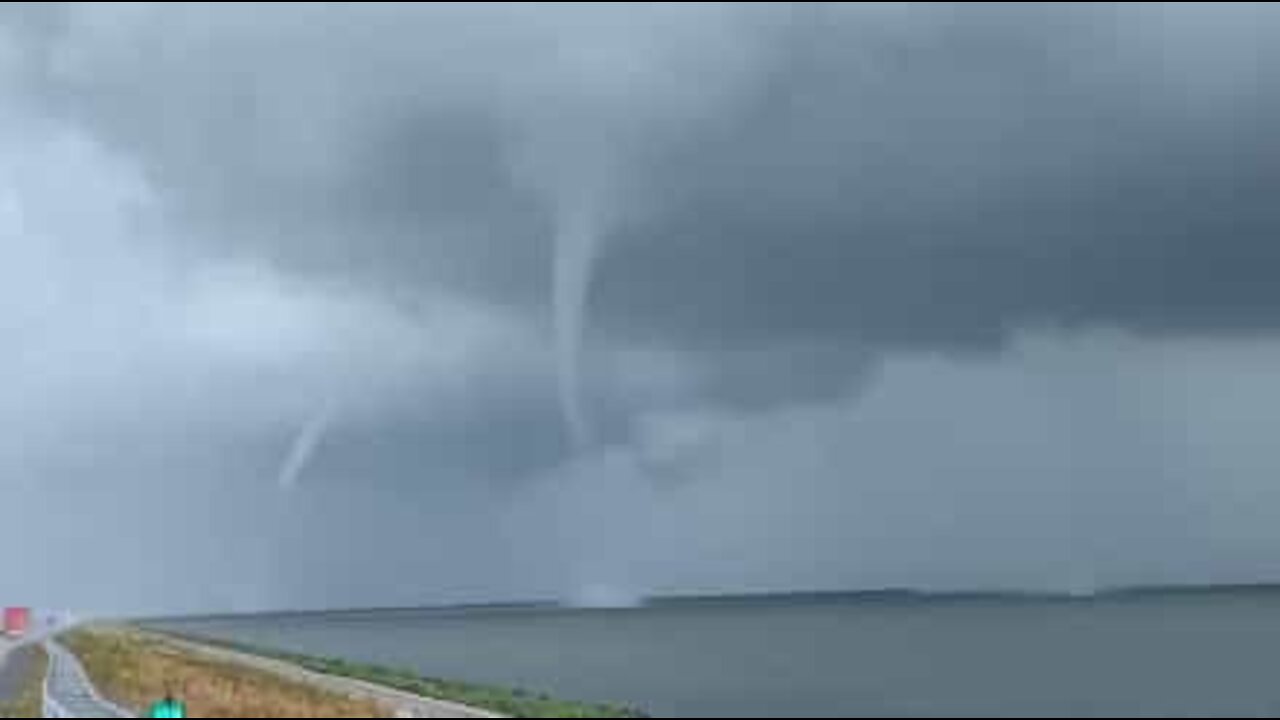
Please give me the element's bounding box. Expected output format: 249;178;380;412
277;403;338;491
553;204;607;449
2;3;1280;613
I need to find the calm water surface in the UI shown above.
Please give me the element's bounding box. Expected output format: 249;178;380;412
156;591;1280;717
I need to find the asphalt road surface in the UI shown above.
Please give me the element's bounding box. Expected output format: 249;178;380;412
0;638;35;705
44;641;133;718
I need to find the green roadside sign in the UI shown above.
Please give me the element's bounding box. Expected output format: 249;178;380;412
147;698;187;718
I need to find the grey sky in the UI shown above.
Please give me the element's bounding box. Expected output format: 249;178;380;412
2;3;1280;614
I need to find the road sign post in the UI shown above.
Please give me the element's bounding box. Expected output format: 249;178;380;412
147;697;187;717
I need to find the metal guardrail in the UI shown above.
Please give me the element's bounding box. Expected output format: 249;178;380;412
42;641;135;718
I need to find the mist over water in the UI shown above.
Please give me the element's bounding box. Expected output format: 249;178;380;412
567;584;647;610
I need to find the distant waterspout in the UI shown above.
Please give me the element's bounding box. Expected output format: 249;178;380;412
277;402;338;490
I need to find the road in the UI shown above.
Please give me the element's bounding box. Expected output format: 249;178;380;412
43;641;133;718
12;629;497;718
0;637;27;704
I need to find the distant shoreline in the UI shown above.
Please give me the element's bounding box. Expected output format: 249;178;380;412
138;582;1280;624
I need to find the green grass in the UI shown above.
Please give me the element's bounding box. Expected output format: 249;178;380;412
151;631;648;718
64;629;390;718
282;654;648;718
0;644;48;719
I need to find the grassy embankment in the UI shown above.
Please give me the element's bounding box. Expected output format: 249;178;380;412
64;630;389;718
0;644;49;719
155;630;649;718
70;628;648;718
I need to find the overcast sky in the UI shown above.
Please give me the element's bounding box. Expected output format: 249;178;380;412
3;2;1280;615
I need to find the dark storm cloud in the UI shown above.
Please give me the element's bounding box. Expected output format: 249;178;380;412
597;2;1280;353
16;3;1280;396
7;3;1280;613
307;376;569;485
5;1;1277;493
